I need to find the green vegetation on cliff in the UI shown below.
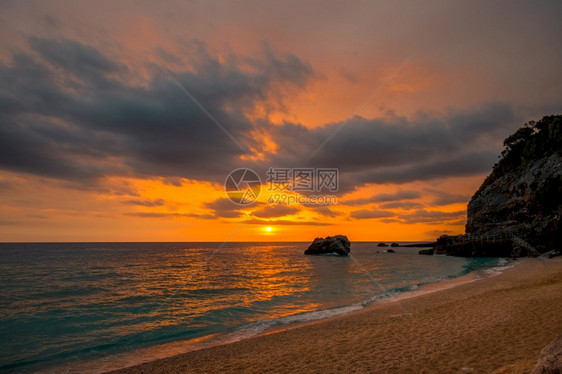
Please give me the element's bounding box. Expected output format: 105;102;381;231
424;115;561;257
476;115;562;197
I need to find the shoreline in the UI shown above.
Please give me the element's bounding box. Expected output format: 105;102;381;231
39;253;491;374
108;258;562;374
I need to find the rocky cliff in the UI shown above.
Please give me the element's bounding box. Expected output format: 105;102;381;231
466;152;561;252
435;115;562;257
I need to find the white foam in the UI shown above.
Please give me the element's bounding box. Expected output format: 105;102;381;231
482;258;518;277
223;304;365;343
497;258;509;266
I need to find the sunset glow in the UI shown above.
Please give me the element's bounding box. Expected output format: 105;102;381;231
2;4;562;373
0;2;561;243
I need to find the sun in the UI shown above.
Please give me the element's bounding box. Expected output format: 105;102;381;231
265;226;272;232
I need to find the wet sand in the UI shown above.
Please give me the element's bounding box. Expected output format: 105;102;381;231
110;258;562;374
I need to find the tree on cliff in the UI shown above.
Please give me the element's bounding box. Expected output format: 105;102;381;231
477;115;562;196
465;114;562;253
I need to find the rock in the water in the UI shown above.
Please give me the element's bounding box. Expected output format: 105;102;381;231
304;235;350;256
376;249;395;253
390;242;399;247
418;248;434;255
377;242;388;247
531;335;562;374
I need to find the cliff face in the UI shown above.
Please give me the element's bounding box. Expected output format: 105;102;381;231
465;152;562;251
465;115;562;253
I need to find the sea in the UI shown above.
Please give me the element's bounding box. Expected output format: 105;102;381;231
0;242;511;373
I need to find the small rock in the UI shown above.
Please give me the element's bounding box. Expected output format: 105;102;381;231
377;242;388;247
418;248;434;255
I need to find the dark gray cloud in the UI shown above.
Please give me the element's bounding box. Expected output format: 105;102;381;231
204;199;299;219
345;190;421;206
427;191;470;206
399;209;466;224
0;37;315;184
0;36;528;199
348;150;500;187
379;201;425;210
204;198;250;218
349;208;465;225
266;102;518;191
29;37;124;85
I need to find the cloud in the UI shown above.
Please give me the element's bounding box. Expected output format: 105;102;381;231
448;219;467;226
204;198;249;218
252;204;299;218
244;218;330;226
345;190;421;205
124;212;172;218
429;192;470;206
338;67;357;83
425;230;456;238
263;102;519;192
0;35;527;200
0;37;316;185
307;206;342;217
205;199;299;219
124;212;215;219
350;208;465;224
0;180;14;191
399;209;465;224
27;214;48;219
379;201;425;210
122;198;165;207
349;208;396;220
29;37;124;84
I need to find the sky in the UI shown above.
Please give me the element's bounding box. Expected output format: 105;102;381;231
0;1;561;242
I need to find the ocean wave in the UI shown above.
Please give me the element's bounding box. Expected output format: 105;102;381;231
482;258;518;276
222;304;365;344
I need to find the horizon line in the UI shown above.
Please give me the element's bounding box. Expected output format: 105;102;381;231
0;240;437;244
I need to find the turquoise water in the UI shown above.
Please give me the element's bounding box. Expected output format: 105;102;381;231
0;242;502;372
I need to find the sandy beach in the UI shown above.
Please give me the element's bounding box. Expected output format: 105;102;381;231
110;258;562;374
